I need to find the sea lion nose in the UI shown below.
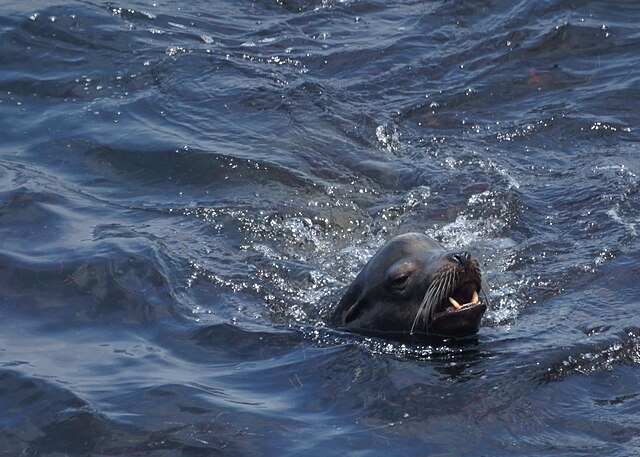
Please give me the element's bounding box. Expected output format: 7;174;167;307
451;251;471;267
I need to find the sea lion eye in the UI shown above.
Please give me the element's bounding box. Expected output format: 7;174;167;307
391;273;411;289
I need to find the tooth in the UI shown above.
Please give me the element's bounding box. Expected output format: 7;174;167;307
471;291;479;304
449;297;462;309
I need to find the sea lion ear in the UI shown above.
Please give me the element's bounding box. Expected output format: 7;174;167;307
344;298;366;324
336;282;365;325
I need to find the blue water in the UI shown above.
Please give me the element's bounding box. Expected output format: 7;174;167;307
1;0;639;455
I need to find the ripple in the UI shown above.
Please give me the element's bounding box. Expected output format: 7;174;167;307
544;330;640;382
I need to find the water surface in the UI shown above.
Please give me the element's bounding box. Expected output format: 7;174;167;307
1;0;639;455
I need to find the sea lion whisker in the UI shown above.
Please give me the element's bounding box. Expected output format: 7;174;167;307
425;274;446;319
410;298;426;335
409;297;425;335
413;270;449;333
438;271;453;301
423;269;455;329
445;271;455;297
427;279;444;324
411;281;438;334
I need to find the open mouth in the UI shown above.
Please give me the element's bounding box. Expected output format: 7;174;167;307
410;274;488;337
437;281;482;315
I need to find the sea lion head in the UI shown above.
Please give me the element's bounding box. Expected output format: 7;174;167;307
332;232;489;339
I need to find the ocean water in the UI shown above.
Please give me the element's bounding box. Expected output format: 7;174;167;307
1;0;639;455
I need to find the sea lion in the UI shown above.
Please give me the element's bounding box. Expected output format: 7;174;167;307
331;232;489;339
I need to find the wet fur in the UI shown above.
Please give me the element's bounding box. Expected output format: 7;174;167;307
332;232;489;338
